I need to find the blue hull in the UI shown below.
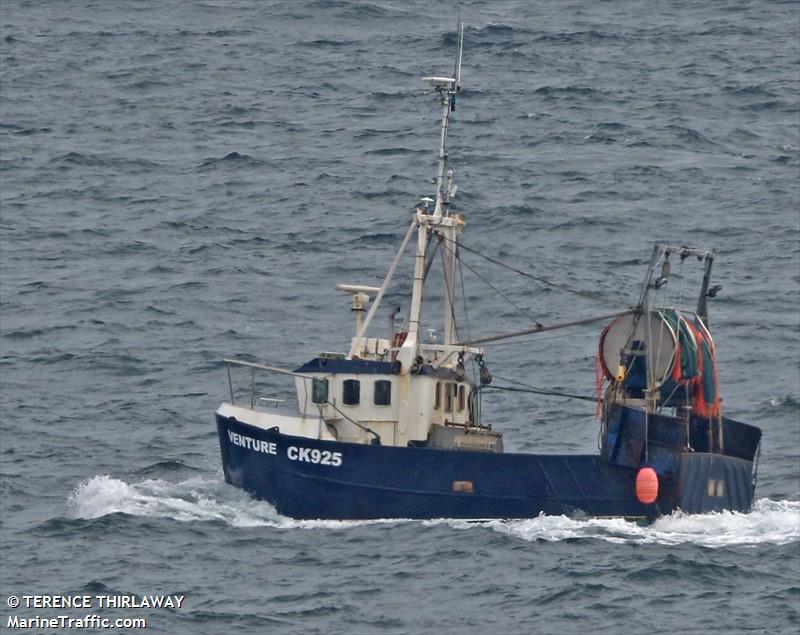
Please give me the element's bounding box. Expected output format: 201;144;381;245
216;414;756;520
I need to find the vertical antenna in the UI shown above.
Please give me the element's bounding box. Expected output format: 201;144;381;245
424;19;464;217
454;18;464;93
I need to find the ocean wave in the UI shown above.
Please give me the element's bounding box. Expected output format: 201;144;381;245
48;152;160;172
197;152;266;170
68;475;277;527
67;475;402;529
298;37;357;48
305;0;394;19
766;394;800;410
534;29;626;44
431;499;800;548
0;123;52;136
67;475;799;546
534;84;604;98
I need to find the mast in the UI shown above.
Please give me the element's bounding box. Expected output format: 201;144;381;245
433;19;462;217
430;20;463;347
396;20;467;369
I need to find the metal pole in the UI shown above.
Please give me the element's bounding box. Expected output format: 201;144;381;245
226;363;235;404
433;89;451;217
222;358;318;379
406;217;428;354
443;226;458;345
460;310;634;346
696;252;715;328
350;219;416;357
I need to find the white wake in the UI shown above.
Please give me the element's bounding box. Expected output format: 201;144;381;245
68;474;800;546
67;474;399;529
428;499;800;548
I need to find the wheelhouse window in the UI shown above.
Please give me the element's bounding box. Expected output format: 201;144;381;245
374;380;391;406
312;377;329;404
445;382;455;412
457;385;466;412
342;379;360;405
434;382;441;410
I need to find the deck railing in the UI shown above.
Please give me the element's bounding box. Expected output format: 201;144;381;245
223;358;310;409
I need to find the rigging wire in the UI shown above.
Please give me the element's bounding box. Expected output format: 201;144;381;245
439;240;460;341
651;284;666;403
456;246;484;424
458;250;473;349
324;399;382;445
456;247;479;387
462;309;633;346
485;374;599;404
440;239;544;327
487;384;599;404
490;373;598;402
436;233;624;308
478;329;598;347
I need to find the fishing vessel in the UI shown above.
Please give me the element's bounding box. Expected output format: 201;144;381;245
215;23;762;520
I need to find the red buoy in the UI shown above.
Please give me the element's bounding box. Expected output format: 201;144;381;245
635;467;659;504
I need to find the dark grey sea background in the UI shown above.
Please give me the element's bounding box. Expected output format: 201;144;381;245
1;1;799;633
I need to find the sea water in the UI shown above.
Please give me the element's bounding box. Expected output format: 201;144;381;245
1;1;798;633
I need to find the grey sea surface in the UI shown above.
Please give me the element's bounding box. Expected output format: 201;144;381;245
1;1;799;634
